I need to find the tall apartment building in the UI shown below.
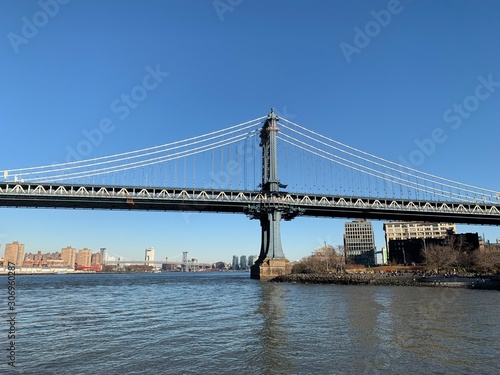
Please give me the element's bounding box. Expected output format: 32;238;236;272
91;252;103;266
383;221;456;247
145;247;155;266
76;248;92;268
100;248;107;265
248;255;255;268
232;255;239;270
239;255;248;270
4;241;25;266
344;220;376;266
61;246;77;267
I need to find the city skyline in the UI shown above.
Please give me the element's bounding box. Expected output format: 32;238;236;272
1;1;499;263
1;218;497;265
0;239;255;265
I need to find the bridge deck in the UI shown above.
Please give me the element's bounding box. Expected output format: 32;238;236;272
1;182;500;225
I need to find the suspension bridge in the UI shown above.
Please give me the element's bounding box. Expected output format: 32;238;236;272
1;109;499;278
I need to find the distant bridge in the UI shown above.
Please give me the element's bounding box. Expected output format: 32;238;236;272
104;259;212;268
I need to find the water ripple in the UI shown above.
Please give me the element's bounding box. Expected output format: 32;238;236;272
2;273;499;374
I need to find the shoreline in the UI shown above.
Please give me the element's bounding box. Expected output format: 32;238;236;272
271;273;500;290
0;269;236;276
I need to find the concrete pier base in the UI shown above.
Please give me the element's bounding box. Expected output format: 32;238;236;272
250;258;293;280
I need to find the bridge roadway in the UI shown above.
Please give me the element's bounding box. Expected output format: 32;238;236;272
1;182;500;225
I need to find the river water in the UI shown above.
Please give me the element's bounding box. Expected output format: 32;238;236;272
2;272;499;374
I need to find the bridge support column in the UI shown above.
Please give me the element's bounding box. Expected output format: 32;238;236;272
251;257;292;280
251;211;293;280
249;109;295;280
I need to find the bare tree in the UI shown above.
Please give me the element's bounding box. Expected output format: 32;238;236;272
292;244;345;274
335;245;346;272
422;243;457;274
473;249;500;274
452;235;477;270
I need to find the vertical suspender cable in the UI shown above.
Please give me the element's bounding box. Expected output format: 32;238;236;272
243;138;247;190
228;140;232;189
184;156;187;188
202;150;205;189
211;149;215;190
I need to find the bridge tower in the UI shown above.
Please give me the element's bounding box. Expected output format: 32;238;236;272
249;109;300;280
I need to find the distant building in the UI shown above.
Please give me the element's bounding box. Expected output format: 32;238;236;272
344;220;375;266
61;246;77;267
46;259;65;267
91;252;103;266
384;221;457;264
213;261;227;270
23;250;62;267
388;233;480;265
100;248;107;265
240;255;248;270
162;262;178;271
384;221;456;247
145;247;155;267
33;250;43;262
76;248;92;268
4;241;25;266
248;255;255;268
381;247;388;265
43;251;60;261
232;255;239;270
388;239;425;265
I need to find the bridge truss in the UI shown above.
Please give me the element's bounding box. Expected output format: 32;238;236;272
1;182;499;225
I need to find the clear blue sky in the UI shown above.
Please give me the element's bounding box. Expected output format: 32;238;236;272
1;0;500;263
